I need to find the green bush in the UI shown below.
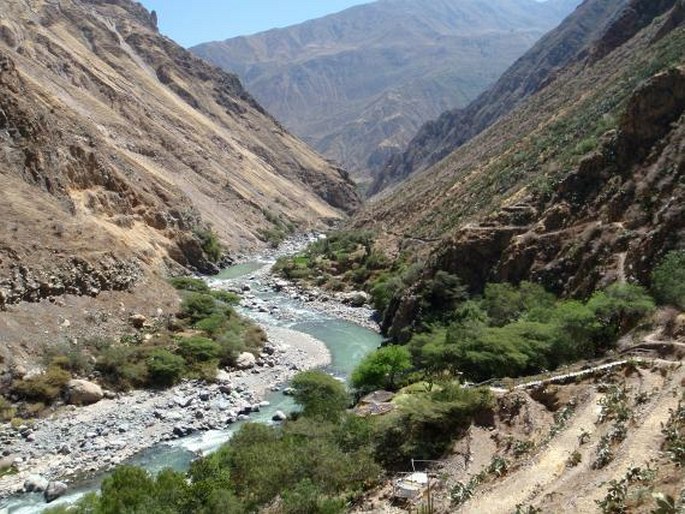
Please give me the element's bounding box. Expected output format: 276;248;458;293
651;250;685;309
291;370;349;420
587;283;655;336
210;290;240;304
147;349;186;387
169;276;210;293
178;337;221;363
12;366;71;403
195;228;222;263
96;346;149;391
373;384;493;469
181;293;219;323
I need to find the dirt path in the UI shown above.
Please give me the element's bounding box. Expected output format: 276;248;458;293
568;366;684;512
458;391;602;513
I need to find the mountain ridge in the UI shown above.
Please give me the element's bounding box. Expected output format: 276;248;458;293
192;0;579;183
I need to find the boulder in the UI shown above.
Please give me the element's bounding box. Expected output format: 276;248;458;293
128;313;147;328
235;352;256;369
24;474;49;493
66;379;104;406
272;410;287;422
44;481;68;503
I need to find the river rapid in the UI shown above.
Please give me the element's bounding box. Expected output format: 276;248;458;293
2;239;383;513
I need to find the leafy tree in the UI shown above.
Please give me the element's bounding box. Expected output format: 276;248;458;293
291;370;349;420
588;283;655;336
652;250;685;309
351;345;412;392
419;271;467;322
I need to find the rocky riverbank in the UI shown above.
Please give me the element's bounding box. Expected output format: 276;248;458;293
212;233;381;334
0;325;330;501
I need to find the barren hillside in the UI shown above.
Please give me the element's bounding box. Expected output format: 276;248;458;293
0;0;359;366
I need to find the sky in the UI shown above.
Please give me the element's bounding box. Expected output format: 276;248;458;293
139;1;373;48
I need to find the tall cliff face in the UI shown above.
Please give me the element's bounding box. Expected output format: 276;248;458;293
352;0;685;339
0;0;359;363
192;0;579;185
369;0;630;195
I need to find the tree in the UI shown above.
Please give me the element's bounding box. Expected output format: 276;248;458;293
652;250;685;309
588;283;655;336
291;370;349;420
351;345;412;392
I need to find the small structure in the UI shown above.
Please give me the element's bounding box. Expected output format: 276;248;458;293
393;472;429;500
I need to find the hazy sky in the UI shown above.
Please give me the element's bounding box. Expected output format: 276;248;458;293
139;1;373;48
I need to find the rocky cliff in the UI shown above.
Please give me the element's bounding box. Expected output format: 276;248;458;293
369;0;629;195
352;0;685;338
192;0;579;185
0;0;359;365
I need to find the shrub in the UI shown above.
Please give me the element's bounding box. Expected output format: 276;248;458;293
181;293;219;323
652;250;685;309
178;337;221;363
145;349;186;388
169;276;210;293
291;370;349;420
12;366;70;403
195;228;222;263
588;283;655;336
96;346;148;391
210;290;240;304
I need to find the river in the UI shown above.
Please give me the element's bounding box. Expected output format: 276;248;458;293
2;258;383;513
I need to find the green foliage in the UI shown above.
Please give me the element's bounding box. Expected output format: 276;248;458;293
146;349;186;388
180;293;218;323
178;337;221;363
281;479;346;514
12;365;70;403
195;228;222;263
588;283;655;335
406;281;656;382
291;370;349;420
418;271;467;323
651;250;685;309
210;290;240;305
95;345;149;391
662;395;685;466
482;282;555;327
169;276;210;293
351;345;412;392
374;384;493;469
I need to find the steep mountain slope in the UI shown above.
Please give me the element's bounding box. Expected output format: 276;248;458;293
0;0;358;364
353;0;685;337
192;0;579;183
370;0;630;194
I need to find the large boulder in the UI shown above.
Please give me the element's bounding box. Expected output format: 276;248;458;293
66;379;104;406
235;352;256;369
44;481;68;502
24;474;49;492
